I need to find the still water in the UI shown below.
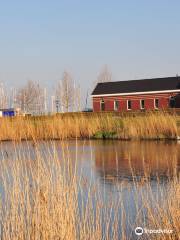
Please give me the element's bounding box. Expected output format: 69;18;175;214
0;140;179;239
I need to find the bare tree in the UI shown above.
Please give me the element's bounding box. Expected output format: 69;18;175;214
9;87;17;108
55;83;62;112
74;83;81;112
16;80;44;114
56;71;74;112
97;65;112;83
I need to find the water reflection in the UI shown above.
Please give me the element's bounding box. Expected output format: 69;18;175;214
0;140;179;185
0;140;179;239
93;141;180;183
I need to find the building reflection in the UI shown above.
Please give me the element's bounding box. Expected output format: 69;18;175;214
94;141;180;183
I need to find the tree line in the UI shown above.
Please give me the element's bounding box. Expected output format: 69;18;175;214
0;65;112;114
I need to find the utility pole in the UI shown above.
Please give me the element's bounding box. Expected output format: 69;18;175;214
55;99;60;113
44;87;47;114
85;89;89;110
51;95;55;113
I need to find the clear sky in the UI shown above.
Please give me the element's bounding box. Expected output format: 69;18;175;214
0;0;180;97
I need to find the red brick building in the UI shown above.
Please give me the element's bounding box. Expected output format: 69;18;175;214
91;76;180;112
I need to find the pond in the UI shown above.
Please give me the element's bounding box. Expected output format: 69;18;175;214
0;140;179;239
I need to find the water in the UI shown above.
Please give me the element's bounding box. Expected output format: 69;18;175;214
0;140;179;239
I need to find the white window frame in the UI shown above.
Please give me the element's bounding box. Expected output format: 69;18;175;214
154;99;159;109
127;100;132;110
114;100;119;111
140;99;145;109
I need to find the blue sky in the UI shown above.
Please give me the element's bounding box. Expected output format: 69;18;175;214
0;0;180;96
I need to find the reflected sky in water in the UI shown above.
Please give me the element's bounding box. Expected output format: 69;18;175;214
0;140;179;239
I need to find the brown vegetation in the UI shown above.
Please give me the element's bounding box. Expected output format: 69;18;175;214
0;143;179;240
0;112;179;141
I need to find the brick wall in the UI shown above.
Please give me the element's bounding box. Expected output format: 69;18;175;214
92;92;179;112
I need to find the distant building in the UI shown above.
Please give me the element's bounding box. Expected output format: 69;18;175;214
91;76;180;112
0;108;15;117
0;108;21;117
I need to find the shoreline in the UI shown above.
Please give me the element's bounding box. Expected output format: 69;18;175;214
0;136;179;142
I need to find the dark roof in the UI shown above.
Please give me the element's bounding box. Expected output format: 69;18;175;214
92;76;180;95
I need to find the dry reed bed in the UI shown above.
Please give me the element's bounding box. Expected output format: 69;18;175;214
0;112;179;141
0;143;179;240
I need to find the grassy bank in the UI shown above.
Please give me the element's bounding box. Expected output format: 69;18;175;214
0;142;179;240
0;111;179;141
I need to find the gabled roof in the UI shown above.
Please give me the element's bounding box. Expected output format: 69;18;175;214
92;76;180;96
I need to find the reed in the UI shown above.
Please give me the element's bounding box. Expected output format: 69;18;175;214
0;142;179;240
0;112;179;141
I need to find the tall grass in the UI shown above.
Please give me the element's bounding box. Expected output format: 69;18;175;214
0;112;179;141
0;142;179;239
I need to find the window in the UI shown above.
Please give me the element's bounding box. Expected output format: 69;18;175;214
100;99;105;111
169;97;175;108
140;99;145;109
114;100;119;111
154;99;159;109
127;100;132;110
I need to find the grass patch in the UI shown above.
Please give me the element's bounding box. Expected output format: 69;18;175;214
0;111;179;141
93;131;117;139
